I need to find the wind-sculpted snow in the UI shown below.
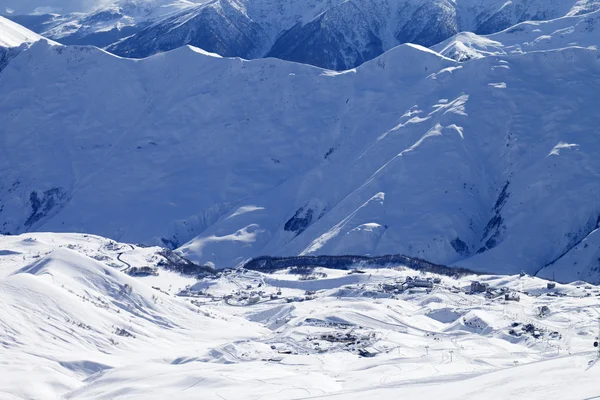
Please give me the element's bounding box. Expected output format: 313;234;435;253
1;37;600;281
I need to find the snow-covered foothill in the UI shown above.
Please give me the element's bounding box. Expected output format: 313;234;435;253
1;232;599;399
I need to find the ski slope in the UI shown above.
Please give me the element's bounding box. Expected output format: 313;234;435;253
1;232;599;399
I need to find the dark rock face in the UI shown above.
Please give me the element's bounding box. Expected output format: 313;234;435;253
450;237;470;257
474;6;556;35
395;0;459;47
477;182;510;254
107;2;269;59
268;22;384;70
157;249;214;276
25;188;69;228
284;207;314;236
0;46;23;73
267;0;385;70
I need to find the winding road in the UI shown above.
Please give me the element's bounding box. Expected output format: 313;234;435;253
118;244;135;273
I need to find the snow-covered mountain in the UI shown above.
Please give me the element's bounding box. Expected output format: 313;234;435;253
1;232;599;399
103;0;343;60
0;15;54;70
433;8;600;61
106;0;600;69
2;22;600;282
7;0;600;69
0;14;47;47
5;0;201;47
1;0;106;15
0;0;195;15
105;0;273;59
3;3;600;398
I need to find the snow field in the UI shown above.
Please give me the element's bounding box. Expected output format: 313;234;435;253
1;233;599;399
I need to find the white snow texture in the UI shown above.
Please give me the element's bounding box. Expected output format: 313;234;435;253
2;4;600;398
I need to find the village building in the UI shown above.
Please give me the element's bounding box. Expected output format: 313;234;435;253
470;281;488;293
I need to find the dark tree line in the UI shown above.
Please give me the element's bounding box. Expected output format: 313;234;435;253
157;249;215;277
242;254;476;277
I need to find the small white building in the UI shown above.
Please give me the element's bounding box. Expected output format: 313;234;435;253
505;292;520;302
247;294;260;304
470;281;488;293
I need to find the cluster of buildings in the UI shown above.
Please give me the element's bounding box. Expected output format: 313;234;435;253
286;290;318;303
126;266;159;277
379;276;442;294
224;287;283;305
470;281;520;301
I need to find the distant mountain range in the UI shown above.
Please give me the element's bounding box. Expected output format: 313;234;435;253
4;0;600;69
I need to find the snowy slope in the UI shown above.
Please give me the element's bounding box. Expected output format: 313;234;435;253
537;225;600;284
1;0;111;15
1;232;599;399
0;0;195;15
2;36;600;281
0;233;266;399
4;0;202;47
0;14;47;46
433;8;600;61
0;15;54;71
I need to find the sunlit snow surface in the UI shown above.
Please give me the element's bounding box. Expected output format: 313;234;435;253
433;8;600;61
0;15;47;47
2;36;600;281
1;233;599;399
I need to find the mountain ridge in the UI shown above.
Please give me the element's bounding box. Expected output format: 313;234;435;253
6;0;600;69
2;32;600;282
